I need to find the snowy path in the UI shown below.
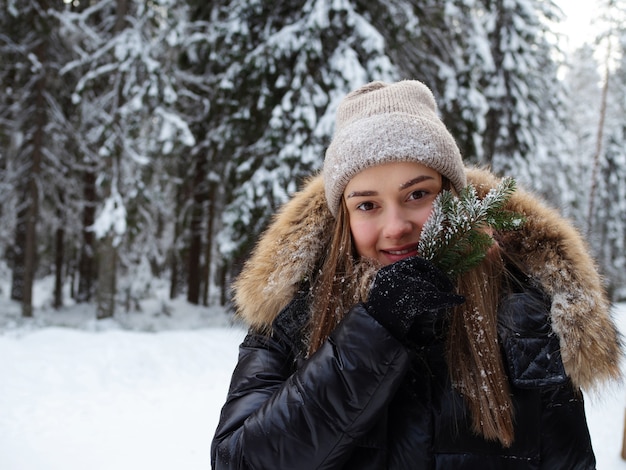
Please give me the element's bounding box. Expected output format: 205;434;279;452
0;305;625;469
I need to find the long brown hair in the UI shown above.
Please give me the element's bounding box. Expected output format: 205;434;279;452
307;184;515;447
447;245;514;446
308;199;378;352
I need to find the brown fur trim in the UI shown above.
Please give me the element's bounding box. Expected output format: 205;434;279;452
466;168;622;389
232;174;333;331
233;167;623;389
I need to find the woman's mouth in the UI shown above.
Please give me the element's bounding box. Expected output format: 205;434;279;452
386;247;415;255
381;244;419;262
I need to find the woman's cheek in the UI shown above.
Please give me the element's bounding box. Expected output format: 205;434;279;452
350;220;378;257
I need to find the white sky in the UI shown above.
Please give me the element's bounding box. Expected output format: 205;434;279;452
555;0;599;51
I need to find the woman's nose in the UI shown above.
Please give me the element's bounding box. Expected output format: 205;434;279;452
382;208;414;239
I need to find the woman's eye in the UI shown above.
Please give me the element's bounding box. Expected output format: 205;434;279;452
356;201;376;211
408;190;427;201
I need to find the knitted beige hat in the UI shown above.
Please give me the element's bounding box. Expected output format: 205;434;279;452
323;80;466;216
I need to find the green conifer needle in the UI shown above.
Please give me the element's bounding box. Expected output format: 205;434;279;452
418;177;525;278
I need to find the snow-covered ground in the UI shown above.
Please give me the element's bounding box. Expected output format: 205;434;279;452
0;293;625;469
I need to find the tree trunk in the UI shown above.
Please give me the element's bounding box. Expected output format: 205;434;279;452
587;41;611;236
219;262;228;306
187;153;207;305
96;234;117;319
77;169;96;302
53;223;65;309
20;143;41;319
115;0;128;31
15;33;47;317
169;182;185;299
94;0;127;319
169;241;180;299
10;203;27;303
202;184;217;306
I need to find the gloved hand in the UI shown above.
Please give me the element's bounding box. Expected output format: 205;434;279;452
364;256;465;344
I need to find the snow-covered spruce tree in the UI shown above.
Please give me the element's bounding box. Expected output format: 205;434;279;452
166;0;235;306
113;2;196;310
480;0;568;192
429;0;495;165
560;44;603;224
213;0;398;280
58;0;194;317
586;0;626;299
594;132;626;300
0;1;19;284
0;0;77;316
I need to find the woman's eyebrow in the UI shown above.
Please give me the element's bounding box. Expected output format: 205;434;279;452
346;190;377;199
399;175;434;190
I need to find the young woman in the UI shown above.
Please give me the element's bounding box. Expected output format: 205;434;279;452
211;80;622;469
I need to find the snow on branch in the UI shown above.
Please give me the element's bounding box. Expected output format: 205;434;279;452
418;177;525;278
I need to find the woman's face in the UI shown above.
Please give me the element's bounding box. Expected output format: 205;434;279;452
343;161;442;266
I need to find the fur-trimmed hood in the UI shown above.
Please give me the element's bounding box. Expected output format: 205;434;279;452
232;167;622;391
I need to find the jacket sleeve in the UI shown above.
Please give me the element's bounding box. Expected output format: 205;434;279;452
210;302;412;470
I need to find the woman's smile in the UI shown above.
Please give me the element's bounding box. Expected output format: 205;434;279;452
380;243;420;264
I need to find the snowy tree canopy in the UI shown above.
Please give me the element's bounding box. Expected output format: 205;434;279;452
1;0;625;317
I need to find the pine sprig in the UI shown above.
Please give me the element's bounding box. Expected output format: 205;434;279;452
418;177;525;278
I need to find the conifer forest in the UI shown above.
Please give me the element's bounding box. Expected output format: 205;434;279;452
1;0;625;319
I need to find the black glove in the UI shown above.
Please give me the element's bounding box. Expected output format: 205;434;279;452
364;256;465;344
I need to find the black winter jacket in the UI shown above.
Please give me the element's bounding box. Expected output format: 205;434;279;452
211;281;596;469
